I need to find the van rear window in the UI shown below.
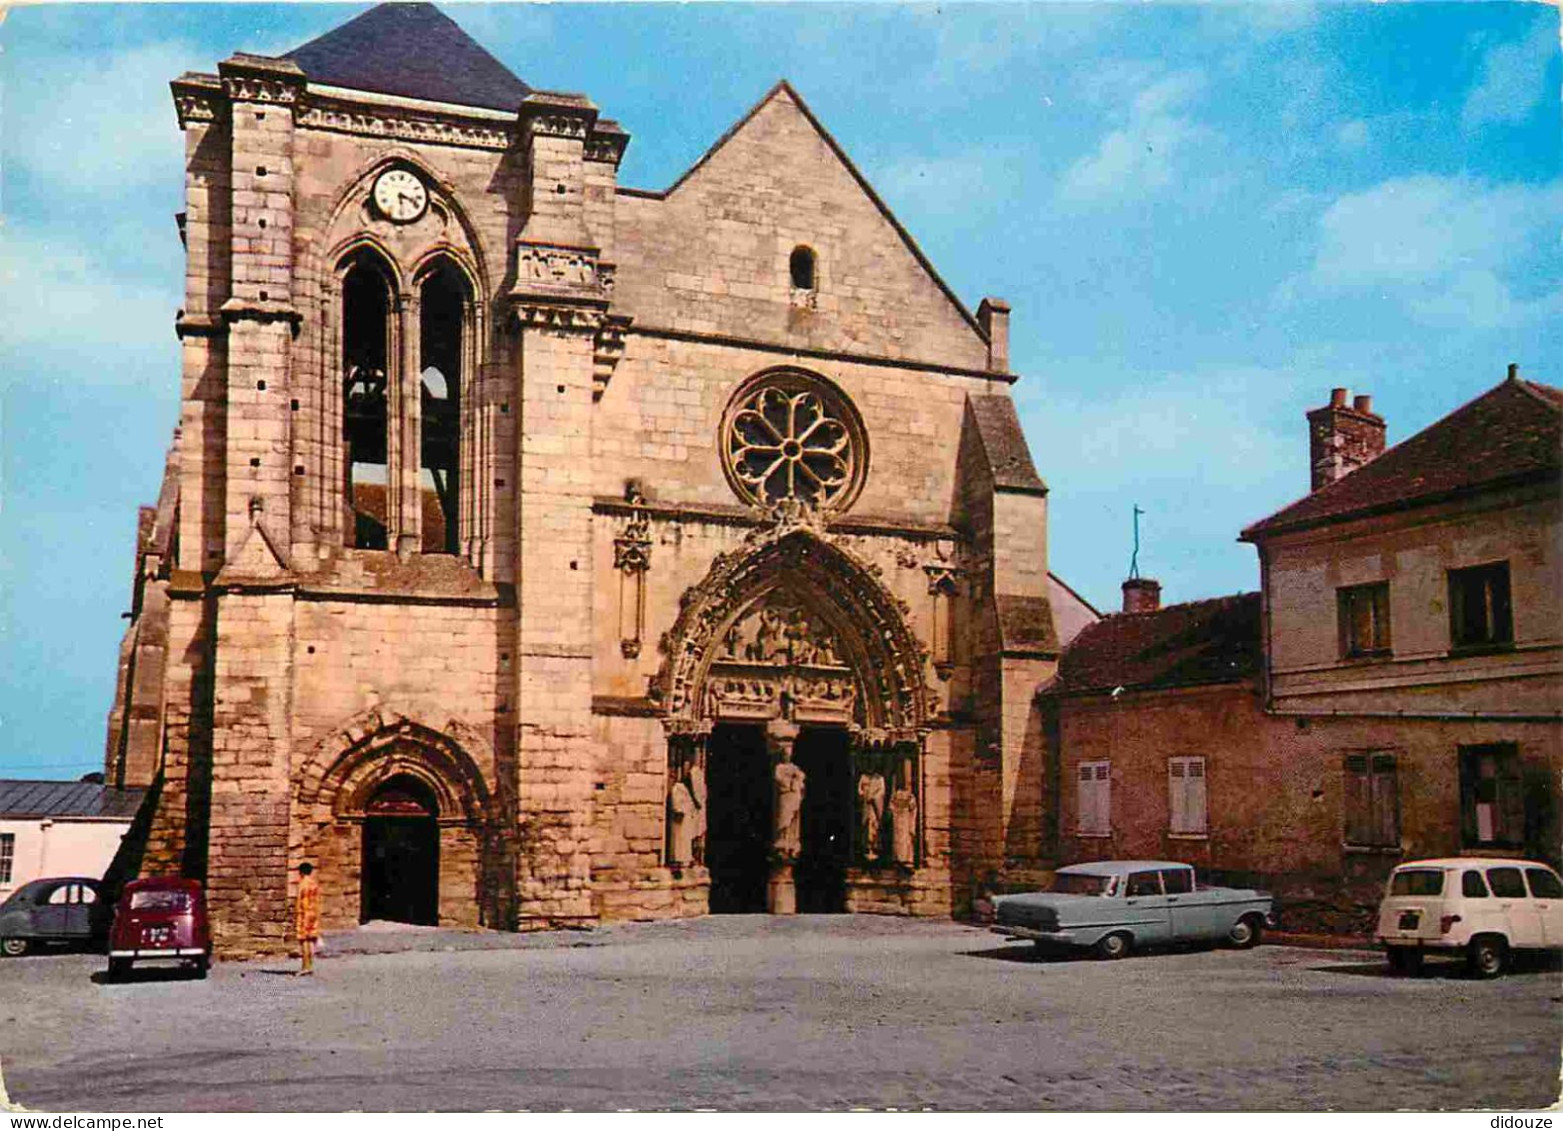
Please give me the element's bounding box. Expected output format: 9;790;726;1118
1390;869;1444;896
129;890;190;912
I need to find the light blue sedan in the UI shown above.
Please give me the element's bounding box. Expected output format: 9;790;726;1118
992;861;1274;959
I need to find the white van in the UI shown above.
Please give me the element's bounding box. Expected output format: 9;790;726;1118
1375;857;1563;977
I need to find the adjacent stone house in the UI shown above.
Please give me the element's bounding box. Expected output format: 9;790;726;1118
1042;369;1563;932
104;3;1096;955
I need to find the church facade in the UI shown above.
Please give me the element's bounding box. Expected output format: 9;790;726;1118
104;5;1085;956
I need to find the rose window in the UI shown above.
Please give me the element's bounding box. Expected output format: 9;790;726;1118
722;371;866;512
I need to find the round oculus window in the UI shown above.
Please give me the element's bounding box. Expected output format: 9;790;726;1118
721;370;866;512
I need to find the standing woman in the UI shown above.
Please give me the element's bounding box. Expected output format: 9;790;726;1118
295;862;322;976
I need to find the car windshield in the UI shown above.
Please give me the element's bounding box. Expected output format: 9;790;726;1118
129;889;191;912
1390;869;1444;897
1053;873;1116;896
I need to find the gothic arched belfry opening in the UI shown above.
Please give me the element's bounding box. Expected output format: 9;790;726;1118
106;2;1074;956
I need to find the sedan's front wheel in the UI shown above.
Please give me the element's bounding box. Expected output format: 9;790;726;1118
0;937;28;958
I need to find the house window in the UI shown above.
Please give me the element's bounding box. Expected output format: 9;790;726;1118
1449;562;1512;649
1460;743;1524;849
1338;582;1391;658
1344;752;1400;848
1077;761;1111;836
0;833;12;884
1168;756;1207;835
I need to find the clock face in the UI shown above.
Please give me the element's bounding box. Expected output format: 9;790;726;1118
373;168;428;224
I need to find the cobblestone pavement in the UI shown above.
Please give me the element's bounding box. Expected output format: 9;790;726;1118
3;915;1559;1112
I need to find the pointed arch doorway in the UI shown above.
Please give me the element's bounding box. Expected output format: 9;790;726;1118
658;528;933;917
361;775;440;925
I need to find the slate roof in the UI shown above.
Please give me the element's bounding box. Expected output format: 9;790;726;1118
283;3;529;112
0;781;147;820
1243;375;1562;540
1045;593;1261;697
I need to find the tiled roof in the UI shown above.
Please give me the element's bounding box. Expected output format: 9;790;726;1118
0;780;147;820
283;3;529;112
1243;375;1562;539
1045;593;1261;697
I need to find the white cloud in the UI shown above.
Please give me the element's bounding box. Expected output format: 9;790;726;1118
1335;119;1369;151
7;40;202;194
1056;70;1209;208
1304;175;1563;329
1199;1;1318;42
875;150;1018;219
0;225;179;384
1461;18;1556;132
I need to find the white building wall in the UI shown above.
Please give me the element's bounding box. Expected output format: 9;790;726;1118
0;819;131;901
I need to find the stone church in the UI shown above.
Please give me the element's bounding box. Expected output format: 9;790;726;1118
105;3;1094;956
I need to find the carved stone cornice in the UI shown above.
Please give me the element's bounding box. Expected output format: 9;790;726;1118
171;73;223;129
509;301;607;335
218;54;304;106
519;90;598;141
585;119;630;166
296;95;515;151
220;298;304;332
175;313;228;340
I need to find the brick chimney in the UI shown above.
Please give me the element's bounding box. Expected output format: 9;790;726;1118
1122;577;1161;614
1307;387;1386;491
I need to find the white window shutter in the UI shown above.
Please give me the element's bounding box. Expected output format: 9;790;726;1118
1187;758;1207;834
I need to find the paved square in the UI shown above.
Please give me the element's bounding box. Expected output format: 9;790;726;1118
3;917;1559;1111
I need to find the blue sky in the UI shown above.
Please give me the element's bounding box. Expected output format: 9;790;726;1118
1;2;1559;779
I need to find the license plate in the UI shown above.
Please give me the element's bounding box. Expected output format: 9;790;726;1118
1398;911;1420;931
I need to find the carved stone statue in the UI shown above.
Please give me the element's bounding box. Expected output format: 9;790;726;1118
773;758;806;860
857;772;886;861
668;779;698;867
688;758;707;863
889;782;918;866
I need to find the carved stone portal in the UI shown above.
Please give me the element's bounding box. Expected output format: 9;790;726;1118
701;592;860;726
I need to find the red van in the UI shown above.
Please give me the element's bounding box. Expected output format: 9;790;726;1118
107;877;212;980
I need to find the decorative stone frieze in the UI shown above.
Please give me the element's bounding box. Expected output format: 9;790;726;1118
218;54;305;106
172;74;223;128
509;301;606;333
519;90;598;140
297;100;514;151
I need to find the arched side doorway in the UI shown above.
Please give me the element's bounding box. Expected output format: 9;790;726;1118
657;527;930;916
361;775;440;925
295;716;495;933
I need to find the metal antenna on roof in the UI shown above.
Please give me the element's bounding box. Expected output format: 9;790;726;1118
1128;504;1145;580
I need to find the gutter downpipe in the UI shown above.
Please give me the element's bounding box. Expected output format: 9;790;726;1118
1259;544;1275;714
